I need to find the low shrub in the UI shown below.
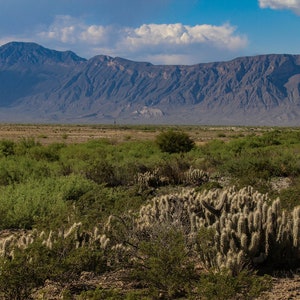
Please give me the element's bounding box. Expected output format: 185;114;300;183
131;226;195;298
155;130;195;154
197;270;272;300
0;140;15;157
0;246;46;300
0;175;95;230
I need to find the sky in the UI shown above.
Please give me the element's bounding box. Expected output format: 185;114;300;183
0;0;300;65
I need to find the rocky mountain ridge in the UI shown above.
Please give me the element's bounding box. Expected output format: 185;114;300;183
0;42;300;125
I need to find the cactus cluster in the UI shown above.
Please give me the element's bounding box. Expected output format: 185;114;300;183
1;186;299;275
136;168;167;189
136;167;209;190
133;186;300;272
0;223;110;259
41;223;111;251
184;167;209;185
0;230;39;258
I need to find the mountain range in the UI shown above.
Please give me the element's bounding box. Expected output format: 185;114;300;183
0;41;300;125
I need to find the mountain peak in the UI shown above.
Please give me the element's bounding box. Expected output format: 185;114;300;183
0;41;86;66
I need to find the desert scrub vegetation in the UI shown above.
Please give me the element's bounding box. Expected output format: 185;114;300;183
0;127;299;299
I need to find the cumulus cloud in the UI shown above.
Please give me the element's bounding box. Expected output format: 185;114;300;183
259;0;300;15
36;15;248;64
124;23;246;50
38;15;84;44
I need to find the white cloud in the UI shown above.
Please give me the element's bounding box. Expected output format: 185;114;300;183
9;15;248;65
125;23;247;51
80;25;108;44
259;0;300;14
38;15;82;44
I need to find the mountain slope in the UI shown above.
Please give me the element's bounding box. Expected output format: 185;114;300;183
0;42;300;125
0;42;86;107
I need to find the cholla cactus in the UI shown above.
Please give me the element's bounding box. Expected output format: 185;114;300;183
184;167;209;185
63;222;82;239
136;168;168;190
130;186;300;273
0;222;106;258
0;230;34;258
136;167;209;189
43;230;54;249
293;206;300;248
0;235;16;257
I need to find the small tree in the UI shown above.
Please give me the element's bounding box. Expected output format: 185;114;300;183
155;130;195;154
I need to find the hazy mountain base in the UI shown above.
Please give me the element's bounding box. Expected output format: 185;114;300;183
1;102;300;126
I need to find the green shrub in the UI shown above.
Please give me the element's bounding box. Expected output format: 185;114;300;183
44;239;107;284
0;246;45;300
78;288;123;300
197;271;272;300
85;159;120;187
0;140;15;157
277;177;300;210
155;130;195;154
28;143;65;162
75;185;143;227
157;157;186;185
15;137;41;155
131;226;195;298
0;156;52;186
0;175;95;229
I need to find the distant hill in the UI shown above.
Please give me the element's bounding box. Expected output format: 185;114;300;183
0;41;300;125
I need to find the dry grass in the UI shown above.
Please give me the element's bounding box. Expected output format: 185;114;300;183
0;123;265;145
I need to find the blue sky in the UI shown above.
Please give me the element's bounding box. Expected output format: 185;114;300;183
0;0;299;65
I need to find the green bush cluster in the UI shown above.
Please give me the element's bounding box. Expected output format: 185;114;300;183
200;129;300;196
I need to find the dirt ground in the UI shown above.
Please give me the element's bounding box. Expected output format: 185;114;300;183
0;124;158;144
35;270;300;299
257;273;300;300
